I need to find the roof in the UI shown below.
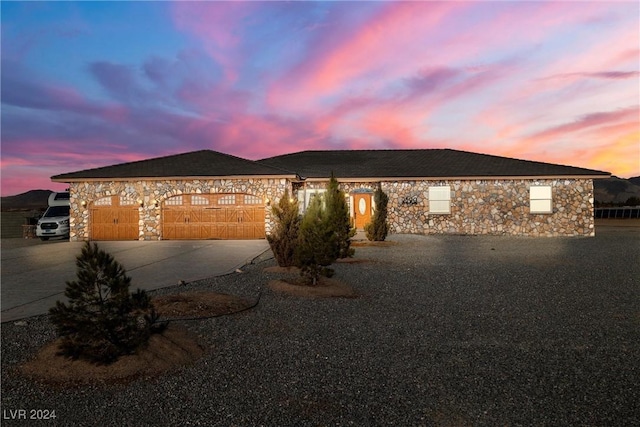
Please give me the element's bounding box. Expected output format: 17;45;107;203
52;148;610;183
258;149;610;179
51;150;296;181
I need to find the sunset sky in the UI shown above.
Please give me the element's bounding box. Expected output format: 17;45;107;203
2;1;638;196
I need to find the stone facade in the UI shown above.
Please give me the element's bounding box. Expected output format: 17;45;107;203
69;178;290;241
298;178;595;237
68;177;595;240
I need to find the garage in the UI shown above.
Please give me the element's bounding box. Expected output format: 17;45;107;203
90;196;140;240
162;193;265;240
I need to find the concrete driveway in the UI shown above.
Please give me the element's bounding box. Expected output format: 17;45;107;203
0;238;270;322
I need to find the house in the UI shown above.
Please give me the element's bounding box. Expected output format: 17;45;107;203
51;149;610;241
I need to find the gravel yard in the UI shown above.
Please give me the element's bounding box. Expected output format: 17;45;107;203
2;227;639;426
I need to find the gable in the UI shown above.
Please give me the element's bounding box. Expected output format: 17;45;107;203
51;150;296;181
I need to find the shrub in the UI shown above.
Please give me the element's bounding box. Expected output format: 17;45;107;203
365;187;389;241
266;190;300;267
295;195;337;285
325;173;356;258
49;242;163;364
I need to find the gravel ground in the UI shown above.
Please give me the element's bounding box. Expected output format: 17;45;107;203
2;226;639;426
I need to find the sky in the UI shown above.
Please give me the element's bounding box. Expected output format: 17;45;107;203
1;1;638;196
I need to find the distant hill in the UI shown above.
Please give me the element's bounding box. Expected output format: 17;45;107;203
1;190;52;211
594;177;640;205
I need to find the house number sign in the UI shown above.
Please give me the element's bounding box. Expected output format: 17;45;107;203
401;195;419;206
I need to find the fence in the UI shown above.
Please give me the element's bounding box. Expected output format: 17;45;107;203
595;207;640;219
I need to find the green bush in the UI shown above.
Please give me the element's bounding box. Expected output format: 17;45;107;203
295;195;337;285
365;187;389;241
325;173;356;258
266;190;300;267
49;242;163;364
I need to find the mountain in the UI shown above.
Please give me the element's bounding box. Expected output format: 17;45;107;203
1;190;52;211
594;177;640;205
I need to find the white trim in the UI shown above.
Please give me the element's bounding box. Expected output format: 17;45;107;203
428;186;451;214
530;185;553;214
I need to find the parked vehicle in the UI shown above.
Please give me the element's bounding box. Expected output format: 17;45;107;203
36;192;70;241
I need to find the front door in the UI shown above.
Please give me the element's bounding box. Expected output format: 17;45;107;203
353;193;372;229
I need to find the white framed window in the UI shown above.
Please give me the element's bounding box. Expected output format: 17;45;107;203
297;189;326;213
218;195;236;205
94;197;112;206
244;194;262;205
428;186;451;214
530;185;552;214
165;196;183;206
119;197;136;206
191;195;209;205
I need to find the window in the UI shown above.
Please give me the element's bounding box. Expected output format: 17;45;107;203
191;195;209;205
165;196;183;206
94;197;112;206
244;194;262;205
218;195;236;205
297;189;326;213
119;197;136;206
530;185;552;214
428;186;451;214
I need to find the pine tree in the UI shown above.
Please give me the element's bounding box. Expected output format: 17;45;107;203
325;173;356;258
49;242;162;364
365;186;389;241
295;195;337;285
266;190;300;267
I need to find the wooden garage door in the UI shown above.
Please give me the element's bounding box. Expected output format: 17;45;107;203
162;194;265;240
90;196;139;240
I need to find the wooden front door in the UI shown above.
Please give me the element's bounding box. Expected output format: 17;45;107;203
90;196;139;240
353;193;372;229
162;194;265;240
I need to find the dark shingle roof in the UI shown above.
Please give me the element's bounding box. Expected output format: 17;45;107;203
52;150;296;181
258;149;610;179
52;148;610;182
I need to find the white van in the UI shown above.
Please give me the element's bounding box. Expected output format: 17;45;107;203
36;192;70;241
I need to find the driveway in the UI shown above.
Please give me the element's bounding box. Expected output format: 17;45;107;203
0;238;270;322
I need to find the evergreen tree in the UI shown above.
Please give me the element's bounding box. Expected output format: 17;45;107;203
295;195;337;285
325;173;356;258
365;187;389;241
266;190;300;267
49;242;162;364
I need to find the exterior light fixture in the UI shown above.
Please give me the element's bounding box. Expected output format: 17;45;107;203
137;199;144;207
81;200;87;207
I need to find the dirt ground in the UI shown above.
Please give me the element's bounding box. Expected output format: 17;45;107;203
264;266;357;298
20;327;203;386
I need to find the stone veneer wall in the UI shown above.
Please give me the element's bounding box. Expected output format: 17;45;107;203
69;177;594;240
68;178;290;241
299;178;595;237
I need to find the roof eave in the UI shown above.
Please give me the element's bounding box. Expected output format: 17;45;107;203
52;174;298;183
302;174;611;182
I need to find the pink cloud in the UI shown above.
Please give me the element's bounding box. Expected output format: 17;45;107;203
268;1;467;111
0;142;148;196
172;1;259;84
